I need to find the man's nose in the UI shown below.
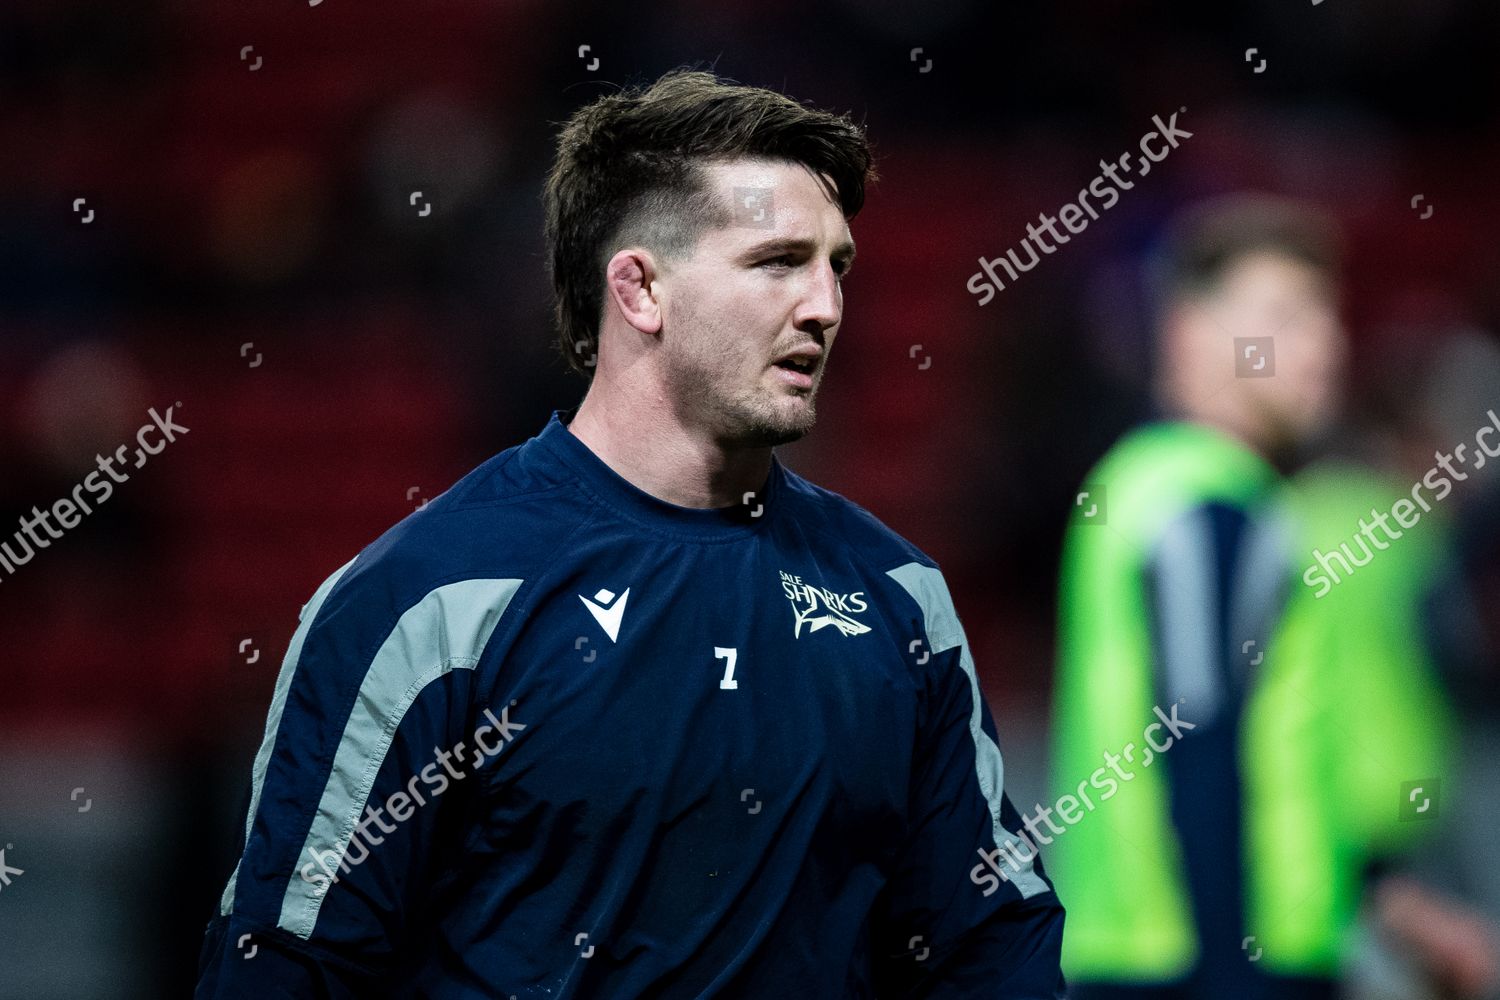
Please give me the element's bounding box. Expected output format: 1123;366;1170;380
795;262;842;334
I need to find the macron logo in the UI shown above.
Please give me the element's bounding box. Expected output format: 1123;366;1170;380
580;587;630;642
0;848;21;890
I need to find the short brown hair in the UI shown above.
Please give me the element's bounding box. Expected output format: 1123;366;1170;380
542;68;877;378
1152;192;1343;305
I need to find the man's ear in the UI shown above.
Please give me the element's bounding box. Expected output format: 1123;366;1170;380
604;248;664;336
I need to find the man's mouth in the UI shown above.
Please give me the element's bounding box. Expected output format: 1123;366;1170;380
771;342;822;374
771;357;817;391
773;356;817;375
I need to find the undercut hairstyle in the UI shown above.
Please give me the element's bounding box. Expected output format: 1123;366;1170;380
542;68;877;378
1150;192;1344;309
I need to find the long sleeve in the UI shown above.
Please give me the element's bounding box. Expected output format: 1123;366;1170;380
880;562;1066;999
196;558;524;997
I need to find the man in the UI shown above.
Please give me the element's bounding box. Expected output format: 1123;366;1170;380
196;69;1065;998
1048;195;1466;998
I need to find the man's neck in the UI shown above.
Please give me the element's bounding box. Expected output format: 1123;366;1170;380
1173;408;1312;472
1160;389;1272;462
567;388;773;510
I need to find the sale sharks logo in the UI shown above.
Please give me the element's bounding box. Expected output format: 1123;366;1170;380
779;570;871;638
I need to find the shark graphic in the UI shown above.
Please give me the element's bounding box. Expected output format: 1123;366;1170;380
780;569;872;639
792;605;876;638
792;601;871;638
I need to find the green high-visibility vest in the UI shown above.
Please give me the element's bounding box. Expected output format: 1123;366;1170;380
1051;424;1453;981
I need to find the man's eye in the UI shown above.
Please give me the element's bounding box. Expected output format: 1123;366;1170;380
757;255;852;279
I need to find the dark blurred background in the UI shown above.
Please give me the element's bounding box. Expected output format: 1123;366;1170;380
1;0;1498;996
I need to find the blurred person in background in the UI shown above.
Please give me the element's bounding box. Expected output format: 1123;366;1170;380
1048;194;1496;999
1323;328;1500;1000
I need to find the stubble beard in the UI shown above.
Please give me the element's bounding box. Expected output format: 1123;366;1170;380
667;354;820;449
